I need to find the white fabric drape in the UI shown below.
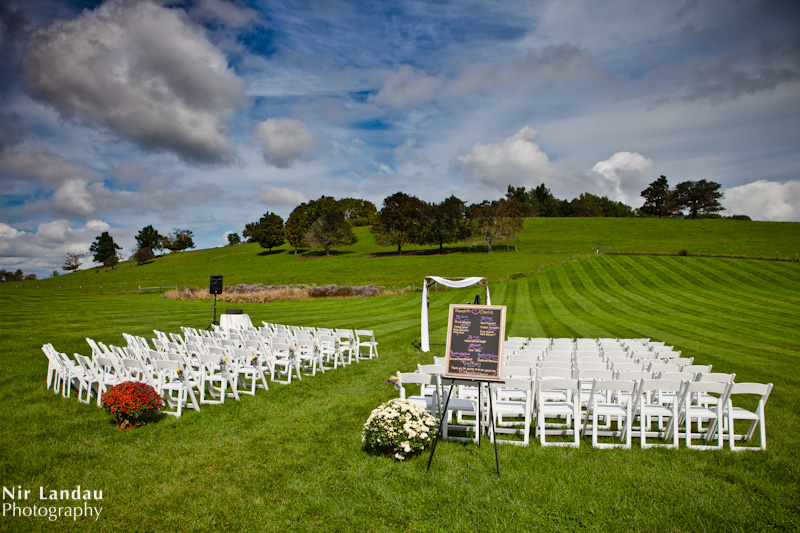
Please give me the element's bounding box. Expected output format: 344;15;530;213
420;276;491;352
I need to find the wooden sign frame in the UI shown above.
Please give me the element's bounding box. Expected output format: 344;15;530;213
443;304;506;381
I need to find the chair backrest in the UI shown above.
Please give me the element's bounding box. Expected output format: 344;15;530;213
658;371;696;381
154;359;181;372
590;379;635;394
494;378;533;399
615;370;653;381
577;369;614;381
682;380;730;407
396;371;432;399
536;378;578;398
727;382;772;399
663;357;694;366
636;378;684;397
535;366;573;380
417;364;444;375
681;364;712;375
647;363;682;373
504;365;533;379
698;372;736;383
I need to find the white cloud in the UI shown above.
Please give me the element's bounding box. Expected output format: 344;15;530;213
723;180;800;221
450;45;597;95
394;138;436;169
189;0;263;28
20;0;245;163
371;65;441;109
257;184;307;206
455;126;555;188
0;219;110;275
591;151;655;205
0;147;99;187
256;118;316;168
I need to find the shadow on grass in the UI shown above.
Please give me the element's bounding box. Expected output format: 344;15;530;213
368;244;519;258
300;250;356;258
257;250;286;256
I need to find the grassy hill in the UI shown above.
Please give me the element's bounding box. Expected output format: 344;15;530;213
1;218;798;531
11;217;800;293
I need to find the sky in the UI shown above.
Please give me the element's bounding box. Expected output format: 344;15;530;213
1;0;799;278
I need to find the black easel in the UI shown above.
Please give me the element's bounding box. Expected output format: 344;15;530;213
427;378;501;477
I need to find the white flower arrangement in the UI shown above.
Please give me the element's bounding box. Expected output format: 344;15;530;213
362;398;437;461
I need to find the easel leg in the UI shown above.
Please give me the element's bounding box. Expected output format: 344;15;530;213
427;383;455;472
489;384;500;477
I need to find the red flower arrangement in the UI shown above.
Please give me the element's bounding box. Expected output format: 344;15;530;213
101;381;164;429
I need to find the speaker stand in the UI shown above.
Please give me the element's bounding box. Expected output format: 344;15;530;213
206;293;219;330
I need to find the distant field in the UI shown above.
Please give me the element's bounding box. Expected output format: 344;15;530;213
6;218;798;294
1;230;798;531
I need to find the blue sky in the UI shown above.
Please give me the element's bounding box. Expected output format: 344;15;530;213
1;0;798;277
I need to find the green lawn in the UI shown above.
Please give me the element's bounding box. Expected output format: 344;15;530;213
16;217;800;294
1;236;798;530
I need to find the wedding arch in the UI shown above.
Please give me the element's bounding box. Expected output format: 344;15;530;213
420;276;491;352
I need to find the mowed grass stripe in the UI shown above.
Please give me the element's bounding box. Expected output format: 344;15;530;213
639;256;800;347
587;256;761;362
548;262;616;338
694;258;800;318
687;259;800;332
535;272;584;338
567;258;673;340
675;257;800;321
620;257;797;365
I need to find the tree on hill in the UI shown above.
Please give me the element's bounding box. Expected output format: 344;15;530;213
163;229;195;253
503;185;540;216
674;179;724;219
566;193;634;217
415;195;470;252
90;231;122;268
285;208;310;254
133;246;155;265
640;176;677;218
338;198;377;226
372;191;426;255
227;232;241;246
467;200;524;253
533;183;565;217
62;251;85;272
303;204;356;256
243;212;285;251
135;225;164;254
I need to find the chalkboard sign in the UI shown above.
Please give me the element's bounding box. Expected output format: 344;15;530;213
444;304;506;381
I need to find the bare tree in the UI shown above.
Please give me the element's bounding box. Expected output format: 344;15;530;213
63;251;85;272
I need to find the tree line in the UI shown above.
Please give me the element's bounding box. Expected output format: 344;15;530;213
61;227;196;273
238;177;729;256
52;176;730;273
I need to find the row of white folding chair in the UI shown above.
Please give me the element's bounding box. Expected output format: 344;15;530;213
94;342;262;410
536;376;770;450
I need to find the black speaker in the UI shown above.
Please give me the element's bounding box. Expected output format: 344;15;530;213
226;309;243;315
209;275;223;295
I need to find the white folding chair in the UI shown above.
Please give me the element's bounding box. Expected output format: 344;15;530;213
535;378;580;447
580;379;635;449
198;353;240;404
679;381;730;450
632;379;683;449
154;359;201;417
355;329;379;359
438;378;480;444
721;382;772;451
230;348;269;394
270;341;297;384
396;371;438;416
490;378;533;446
